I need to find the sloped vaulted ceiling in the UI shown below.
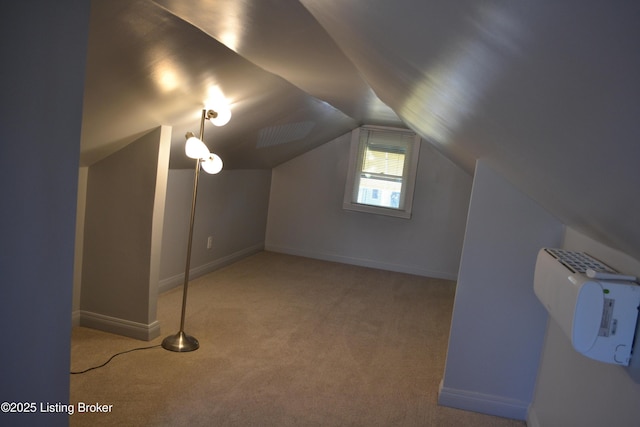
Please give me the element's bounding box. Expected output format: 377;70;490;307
81;0;401;170
81;0;640;261
299;0;640;262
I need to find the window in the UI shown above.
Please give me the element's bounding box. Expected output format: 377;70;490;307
343;126;421;219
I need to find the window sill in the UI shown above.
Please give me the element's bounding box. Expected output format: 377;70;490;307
342;201;412;219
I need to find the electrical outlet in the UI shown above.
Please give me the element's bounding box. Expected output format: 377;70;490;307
207;236;213;249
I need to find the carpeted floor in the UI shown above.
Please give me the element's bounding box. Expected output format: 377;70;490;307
70;251;526;426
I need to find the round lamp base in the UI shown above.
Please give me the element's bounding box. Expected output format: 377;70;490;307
161;331;199;352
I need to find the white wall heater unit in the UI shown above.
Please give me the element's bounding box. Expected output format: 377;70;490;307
534;248;640;366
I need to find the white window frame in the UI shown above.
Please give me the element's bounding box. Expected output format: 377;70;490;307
343;125;421;219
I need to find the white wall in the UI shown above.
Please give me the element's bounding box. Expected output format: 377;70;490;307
528;228;640;427
0;1;90;426
80;127;170;340
159;168;272;292
265;132;472;279
439;160;564;420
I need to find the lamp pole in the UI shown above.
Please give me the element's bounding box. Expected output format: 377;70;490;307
161;110;208;352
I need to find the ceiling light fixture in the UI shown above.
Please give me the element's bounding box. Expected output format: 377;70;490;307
161;108;230;352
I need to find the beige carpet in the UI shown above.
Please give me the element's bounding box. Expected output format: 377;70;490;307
70;251;526;426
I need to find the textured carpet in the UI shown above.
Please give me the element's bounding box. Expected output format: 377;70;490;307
70;251;526;426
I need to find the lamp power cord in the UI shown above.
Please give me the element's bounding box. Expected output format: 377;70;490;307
70;345;161;374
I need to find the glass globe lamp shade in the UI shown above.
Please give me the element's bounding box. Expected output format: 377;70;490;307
185;136;210;159
208;107;231;127
201;153;223;174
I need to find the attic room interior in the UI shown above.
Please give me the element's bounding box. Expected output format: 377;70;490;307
2;1;640;426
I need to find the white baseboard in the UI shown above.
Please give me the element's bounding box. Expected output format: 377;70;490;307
79;310;161;341
438;380;529;421
265;244;458;281
158;244;264;294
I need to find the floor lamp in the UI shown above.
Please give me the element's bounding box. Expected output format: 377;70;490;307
162;108;230;352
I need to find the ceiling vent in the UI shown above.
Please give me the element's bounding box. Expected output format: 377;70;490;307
257;121;315;148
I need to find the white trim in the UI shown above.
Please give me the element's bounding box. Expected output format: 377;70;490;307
438;380;529;421
79;311;161;341
265;244;458;281
158;244;264;294
71;310;81;327
343;126;421;219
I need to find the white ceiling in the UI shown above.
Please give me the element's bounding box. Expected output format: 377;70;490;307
81;0;640;261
